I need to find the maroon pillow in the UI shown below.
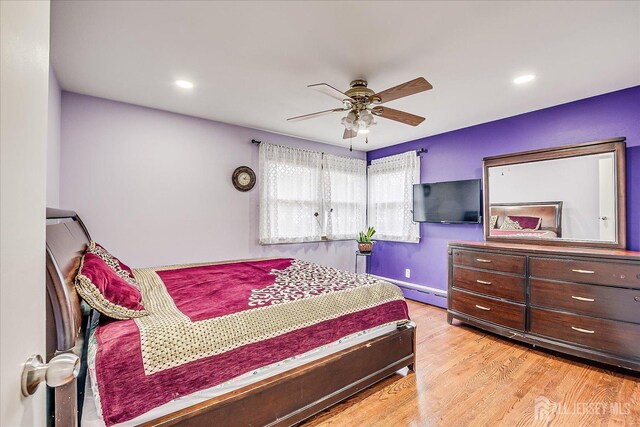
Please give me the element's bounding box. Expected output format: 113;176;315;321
75;252;147;320
88;241;137;286
500;215;542;230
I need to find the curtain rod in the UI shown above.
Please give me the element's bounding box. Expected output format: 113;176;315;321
251;139;325;156
253;139;427;156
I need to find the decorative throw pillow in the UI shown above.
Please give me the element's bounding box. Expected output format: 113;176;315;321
489;215;499;229
500;215;542;231
88;241;137;287
75;252;147;320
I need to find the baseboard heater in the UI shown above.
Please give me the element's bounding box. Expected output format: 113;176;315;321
370;275;448;299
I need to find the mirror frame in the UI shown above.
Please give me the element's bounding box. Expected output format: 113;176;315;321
482;137;627;249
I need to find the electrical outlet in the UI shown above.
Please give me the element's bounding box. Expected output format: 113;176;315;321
405;268;411;279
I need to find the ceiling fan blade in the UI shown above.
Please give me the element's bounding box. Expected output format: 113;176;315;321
372;77;433;104
308;83;353;103
287;108;346;122
343;128;357;139
371;106;425;126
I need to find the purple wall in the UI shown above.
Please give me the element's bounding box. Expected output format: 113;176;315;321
368;86;640;308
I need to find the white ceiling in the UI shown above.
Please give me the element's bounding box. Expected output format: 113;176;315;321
51;1;640;151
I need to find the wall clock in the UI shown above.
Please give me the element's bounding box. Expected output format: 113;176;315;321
232;166;256;192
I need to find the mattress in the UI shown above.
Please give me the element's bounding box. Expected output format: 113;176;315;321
84;257;409;426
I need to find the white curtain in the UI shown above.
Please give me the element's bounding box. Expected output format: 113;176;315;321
259;143;323;244
323;154;367;240
368;151;420;243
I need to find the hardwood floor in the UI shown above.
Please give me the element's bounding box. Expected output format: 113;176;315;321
302;301;640;427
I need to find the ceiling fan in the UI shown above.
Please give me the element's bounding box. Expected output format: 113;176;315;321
287;77;433;141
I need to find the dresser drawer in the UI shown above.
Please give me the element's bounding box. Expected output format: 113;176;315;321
450;289;525;330
452;249;525;275
452;267;525;302
530;308;640;360
530;257;640;288
530;279;640;323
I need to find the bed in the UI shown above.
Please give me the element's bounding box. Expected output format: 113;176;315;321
488;201;563;239
45;208;416;427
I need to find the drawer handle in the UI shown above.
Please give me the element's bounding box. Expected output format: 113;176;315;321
572;269;595;274
571;296;595;302
476;280;492;285
475;258;492;263
571;326;595;334
475;304;491;311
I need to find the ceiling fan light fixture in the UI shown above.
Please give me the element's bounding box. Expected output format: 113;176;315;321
359;109;374;124
341;117;354;130
342;109;377;135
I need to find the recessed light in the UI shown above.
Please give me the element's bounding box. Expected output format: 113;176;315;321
175;80;194;89
513;74;535;85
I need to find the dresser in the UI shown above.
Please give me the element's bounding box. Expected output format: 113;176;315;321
448;241;640;371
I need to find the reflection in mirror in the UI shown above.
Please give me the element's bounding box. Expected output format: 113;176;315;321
488;152;617;242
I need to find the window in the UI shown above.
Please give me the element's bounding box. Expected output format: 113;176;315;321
368;151;420;243
323;154;367;240
259;143;323;244
259;144;367;244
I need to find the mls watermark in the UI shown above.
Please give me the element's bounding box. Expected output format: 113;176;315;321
535;396;631;420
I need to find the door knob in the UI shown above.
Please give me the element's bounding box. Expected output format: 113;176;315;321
599;216;608;220
21;353;80;396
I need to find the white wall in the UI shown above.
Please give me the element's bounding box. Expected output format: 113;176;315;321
61;93;366;271
489;154;609;240
47;68;61;207
0;1;50;425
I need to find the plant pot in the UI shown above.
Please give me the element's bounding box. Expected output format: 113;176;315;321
358;242;373;253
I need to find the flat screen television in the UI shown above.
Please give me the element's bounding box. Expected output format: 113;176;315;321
413;179;482;223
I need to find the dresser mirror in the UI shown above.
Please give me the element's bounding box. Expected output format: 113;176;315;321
483;138;627;249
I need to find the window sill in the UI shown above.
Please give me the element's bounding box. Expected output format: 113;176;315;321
259;237;355;246
374;237;420;244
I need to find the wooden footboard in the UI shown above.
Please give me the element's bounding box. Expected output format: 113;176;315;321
139;323;416;427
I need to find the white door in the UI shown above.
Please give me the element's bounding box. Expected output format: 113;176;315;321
598;157;616;242
1;1;51;425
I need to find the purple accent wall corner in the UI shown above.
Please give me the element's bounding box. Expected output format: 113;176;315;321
368;86;640;308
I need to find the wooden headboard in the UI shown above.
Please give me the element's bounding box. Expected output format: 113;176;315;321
46;208;93;426
490;201;563;237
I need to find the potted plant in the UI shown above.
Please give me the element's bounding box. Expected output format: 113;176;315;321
357;227;376;253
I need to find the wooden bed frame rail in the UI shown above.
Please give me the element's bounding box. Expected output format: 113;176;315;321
45;209;417;427
141;324;416;427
